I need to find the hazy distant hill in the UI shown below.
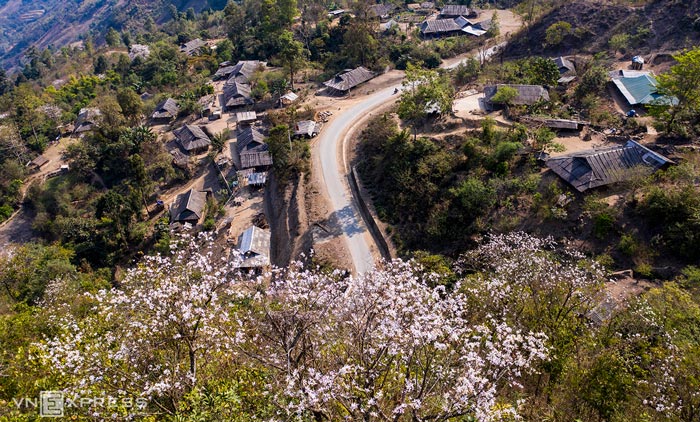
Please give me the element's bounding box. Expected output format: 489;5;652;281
0;0;226;70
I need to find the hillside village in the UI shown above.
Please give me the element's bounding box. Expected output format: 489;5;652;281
1;0;700;420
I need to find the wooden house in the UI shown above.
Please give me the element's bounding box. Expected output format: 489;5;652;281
174;125;211;154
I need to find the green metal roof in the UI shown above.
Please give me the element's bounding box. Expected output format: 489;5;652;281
612;74;678;106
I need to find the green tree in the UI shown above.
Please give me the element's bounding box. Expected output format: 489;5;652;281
0;243;76;304
487;11;500;37
609;33;630;55
116;88;143;123
398;63;454;140
545;21;572;47
533;127;564;153
105;28;121;47
94;55;109;74
276;30;307;89
527;56;560;86
651;47;700;138
490;85;518;105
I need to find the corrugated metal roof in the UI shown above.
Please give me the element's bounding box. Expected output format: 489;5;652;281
546;140;672;192
236;111;257;123
611;74;676;106
294;120;318;137
324;67;377;92
234;226;271;268
462;25;487;36
247;172;268;185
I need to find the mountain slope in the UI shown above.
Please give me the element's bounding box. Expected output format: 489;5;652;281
0;0;224;70
504;0;700;58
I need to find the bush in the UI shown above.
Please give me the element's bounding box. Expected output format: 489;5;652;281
618;234;638;256
593;212;615;239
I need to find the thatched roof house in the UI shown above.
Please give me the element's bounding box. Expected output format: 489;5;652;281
227;60;265;84
151;98;179;121
74;108;102;133
237;126;273;169
170;189;208;223
180;38;207;56
439;4;478;18
546;140;672;192
484;84;550;109
223;81;253;110
174;125;211;154
324;67;377;94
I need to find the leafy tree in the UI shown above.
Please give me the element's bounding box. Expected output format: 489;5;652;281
533;126;564;153
398;63;454;140
651;47;700;138
527;56;560;86
453;57;481;85
490;85;518;105
609;33;630;54
575;64;608;99
276;30;307;89
116;88;143;123
545;21;572;47
93;55;109;74
343;20;378;67
487;11;500;37
0;243;76;304
0;68;12;95
105;28;121;47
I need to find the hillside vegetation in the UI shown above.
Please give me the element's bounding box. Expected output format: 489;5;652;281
506;0;700;57
0;0;226;70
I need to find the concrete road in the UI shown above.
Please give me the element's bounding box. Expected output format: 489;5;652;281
317;41;508;275
317;85;400;274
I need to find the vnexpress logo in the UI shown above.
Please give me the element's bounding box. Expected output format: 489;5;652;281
40;391;64;417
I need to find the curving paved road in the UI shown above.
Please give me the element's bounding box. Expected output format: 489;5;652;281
316;85;401;275
316;42;508;275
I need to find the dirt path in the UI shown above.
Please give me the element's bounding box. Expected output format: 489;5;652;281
0;136;76;247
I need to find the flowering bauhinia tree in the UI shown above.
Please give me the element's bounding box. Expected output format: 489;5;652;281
36;234;245;416
238;259;549;421
35;232;559;420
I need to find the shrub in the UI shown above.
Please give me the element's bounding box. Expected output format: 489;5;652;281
593;212;615;239
618;234;638;256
